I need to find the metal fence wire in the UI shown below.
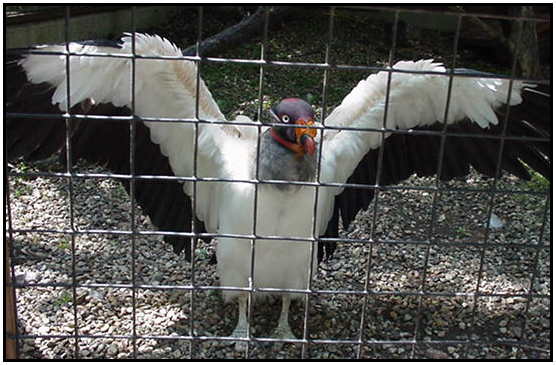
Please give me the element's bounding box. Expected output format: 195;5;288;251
5;5;551;360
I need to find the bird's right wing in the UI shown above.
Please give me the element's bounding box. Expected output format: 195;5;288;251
18;33;226;120
7;33;250;259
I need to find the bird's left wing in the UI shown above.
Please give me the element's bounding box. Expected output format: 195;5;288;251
319;59;550;233
7;33;248;259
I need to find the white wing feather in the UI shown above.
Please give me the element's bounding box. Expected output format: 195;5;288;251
21;33;225;120
321;59;528;188
19;33;253;232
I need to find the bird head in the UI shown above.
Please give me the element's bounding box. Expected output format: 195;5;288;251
269;98;317;156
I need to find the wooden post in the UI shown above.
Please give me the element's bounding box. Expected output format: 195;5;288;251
4;237;18;359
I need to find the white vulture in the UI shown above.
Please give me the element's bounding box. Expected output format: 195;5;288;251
6;33;551;350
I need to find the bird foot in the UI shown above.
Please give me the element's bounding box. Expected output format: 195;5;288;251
271;324;296;350
231;327;249;352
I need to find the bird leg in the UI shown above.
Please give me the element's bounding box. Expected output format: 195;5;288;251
271;295;296;346
231;293;249;351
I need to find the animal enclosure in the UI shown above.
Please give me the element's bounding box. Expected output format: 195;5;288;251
5;6;551;359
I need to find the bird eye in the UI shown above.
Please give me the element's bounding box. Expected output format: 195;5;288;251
281;115;290;123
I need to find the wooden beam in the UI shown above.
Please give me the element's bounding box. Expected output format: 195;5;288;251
4;236;18;359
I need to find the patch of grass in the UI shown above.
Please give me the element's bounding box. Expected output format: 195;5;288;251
455;227;468;236
57;239;71;251
53;291;73;307
10;162;40;198
12;181;32;198
12;160;33;173
195;248;209;260
524;170;550;192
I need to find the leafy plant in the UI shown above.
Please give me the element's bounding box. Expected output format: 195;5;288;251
525;170;550;192
57;239;70;251
53;291;73;307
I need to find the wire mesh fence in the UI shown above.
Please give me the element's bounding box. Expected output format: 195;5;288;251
5;5;551;359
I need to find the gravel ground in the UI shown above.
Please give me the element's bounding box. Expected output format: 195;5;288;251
7;159;550;360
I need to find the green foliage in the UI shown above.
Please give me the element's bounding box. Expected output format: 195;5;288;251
57;239;70;251
194;247;209;260
525;170;550;192
455;226;468;236
508;164;550;195
12;181;32;198
53;291;73;307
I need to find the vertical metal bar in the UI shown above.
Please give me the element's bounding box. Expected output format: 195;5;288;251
245;5;270;357
356;9;400;358
63;7;80;359
189;5;204;357
128;6;138;359
517;191;550;345
371;9;400;237
464;14;526;358
256;7;269;123
300;5;336;359
409;14;462;359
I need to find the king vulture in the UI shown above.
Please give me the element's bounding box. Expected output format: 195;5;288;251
6;33;551;350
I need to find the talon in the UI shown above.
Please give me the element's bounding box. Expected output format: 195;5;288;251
271;322;297;350
231;327;248;351
271;324;296;340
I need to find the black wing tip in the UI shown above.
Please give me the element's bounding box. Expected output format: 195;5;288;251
169;237;187;256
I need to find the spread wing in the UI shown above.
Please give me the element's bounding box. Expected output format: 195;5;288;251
319;59;551;234
7;33;254;260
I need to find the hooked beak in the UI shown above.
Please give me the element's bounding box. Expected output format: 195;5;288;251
295;119;317;155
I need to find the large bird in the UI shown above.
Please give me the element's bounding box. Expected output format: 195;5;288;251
6;33;551;350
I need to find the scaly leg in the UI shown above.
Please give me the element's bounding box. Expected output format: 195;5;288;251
271;295;296;344
231;294;249;351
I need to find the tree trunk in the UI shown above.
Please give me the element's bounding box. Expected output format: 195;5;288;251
507;6;542;78
182;6;294;57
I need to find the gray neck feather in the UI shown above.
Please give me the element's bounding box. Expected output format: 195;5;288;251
257;130;316;190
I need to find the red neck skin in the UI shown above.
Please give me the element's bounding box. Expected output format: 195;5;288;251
270;128;305;155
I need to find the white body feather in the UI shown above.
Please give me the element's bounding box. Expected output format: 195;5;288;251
216;183;323;300
18;34;529;301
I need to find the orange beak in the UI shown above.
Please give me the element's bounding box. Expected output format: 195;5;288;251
294;119;317;144
295;119;317;155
